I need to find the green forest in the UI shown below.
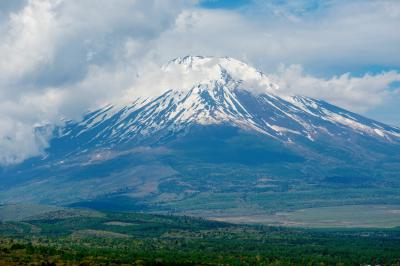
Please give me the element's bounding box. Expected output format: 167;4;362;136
1;208;400;265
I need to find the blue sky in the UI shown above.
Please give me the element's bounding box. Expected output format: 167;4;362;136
197;0;400;125
198;0;400;71
0;0;399;164
200;0;252;9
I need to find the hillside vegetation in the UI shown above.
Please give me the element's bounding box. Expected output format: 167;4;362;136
1;208;400;265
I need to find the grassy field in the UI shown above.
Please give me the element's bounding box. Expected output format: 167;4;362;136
0;204;63;221
207;205;400;228
1;207;400;265
153;187;400;221
277;205;400;228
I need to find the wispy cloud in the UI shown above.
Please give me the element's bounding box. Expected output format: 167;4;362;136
272;65;400;113
0;0;190;165
150;0;400;118
0;0;399;165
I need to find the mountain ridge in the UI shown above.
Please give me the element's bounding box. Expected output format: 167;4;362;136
55;56;399;152
0;56;399;217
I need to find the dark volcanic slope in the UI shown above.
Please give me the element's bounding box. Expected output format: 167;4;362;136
1;56;399;215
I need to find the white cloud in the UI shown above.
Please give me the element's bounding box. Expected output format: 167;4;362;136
119;56;279;102
0;0;56;89
272;65;400;113
147;0;400;118
1;0;400;165
0;0;191;165
152;0;400;72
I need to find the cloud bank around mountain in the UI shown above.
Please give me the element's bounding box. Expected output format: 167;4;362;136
0;0;191;165
0;0;399;165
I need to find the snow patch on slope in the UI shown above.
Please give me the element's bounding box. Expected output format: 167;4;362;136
59;56;400;146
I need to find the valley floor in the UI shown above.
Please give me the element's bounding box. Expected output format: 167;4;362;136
1;207;400;265
205;204;400;228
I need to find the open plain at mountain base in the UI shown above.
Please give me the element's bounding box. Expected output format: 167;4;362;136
1;56;400;265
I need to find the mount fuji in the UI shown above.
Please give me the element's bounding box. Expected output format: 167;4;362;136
1;56;400;217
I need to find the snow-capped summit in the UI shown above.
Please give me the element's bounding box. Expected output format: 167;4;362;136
54;56;400;155
155;56;280;95
2;56;400;207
